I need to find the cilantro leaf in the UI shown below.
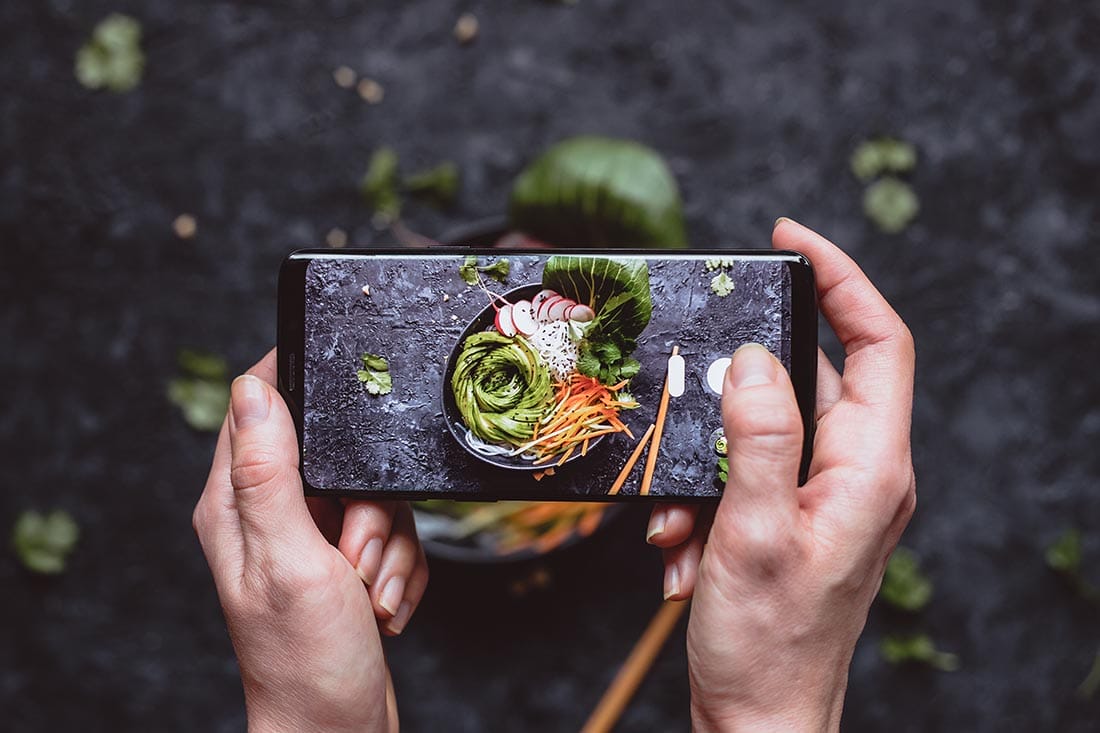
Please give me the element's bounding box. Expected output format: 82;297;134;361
75;14;144;93
458;255;480;285
879;546;933;612
13;510;80;574
576;344;602;377
357;353;392;396
361;353;389;372
863;177;919;234
850;138;917;182
1080;648;1100;700
717;457;729;483
480;259;510;283
168;349;230;432
361;147;402;224
616;357;640;380
403;161;459;207
167;379;230;432
880;634;959;671
711;272;735;297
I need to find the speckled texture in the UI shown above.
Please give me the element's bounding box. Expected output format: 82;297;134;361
3;0;1099;731
301;254;788;496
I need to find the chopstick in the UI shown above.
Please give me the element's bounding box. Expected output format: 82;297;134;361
640;345;678;496
580;600;689;733
608;423;656;495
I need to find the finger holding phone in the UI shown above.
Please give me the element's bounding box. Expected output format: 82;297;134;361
648;218;917;731
192;350;427;733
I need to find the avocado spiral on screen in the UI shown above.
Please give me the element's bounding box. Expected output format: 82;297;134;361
451;332;553;445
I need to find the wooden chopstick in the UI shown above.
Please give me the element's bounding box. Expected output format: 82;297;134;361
640;345;678;496
580;600;689;733
608;423;656;495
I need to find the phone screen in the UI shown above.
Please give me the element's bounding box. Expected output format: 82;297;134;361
291;251;805;499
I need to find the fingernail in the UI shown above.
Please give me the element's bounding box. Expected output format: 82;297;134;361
728;344;778;389
230;376;269;429
774;216;792;229
386;601;413;635
663;563;680;600
356;537;384;586
379;575;405;616
646;509;667;544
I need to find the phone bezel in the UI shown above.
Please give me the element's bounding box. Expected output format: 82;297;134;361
278;247;817;501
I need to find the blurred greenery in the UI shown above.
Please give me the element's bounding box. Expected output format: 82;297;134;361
75;14;144;93
12;510;80;574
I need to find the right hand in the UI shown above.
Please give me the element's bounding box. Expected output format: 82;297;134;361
648;219;917;730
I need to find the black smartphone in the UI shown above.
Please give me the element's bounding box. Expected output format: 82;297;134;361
278;248;816;502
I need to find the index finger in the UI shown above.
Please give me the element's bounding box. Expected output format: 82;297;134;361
772;218;914;417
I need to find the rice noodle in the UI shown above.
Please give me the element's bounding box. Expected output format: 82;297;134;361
527;321;578;381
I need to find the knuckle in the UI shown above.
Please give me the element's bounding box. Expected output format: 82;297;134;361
229;449;282;492
727;397;803;446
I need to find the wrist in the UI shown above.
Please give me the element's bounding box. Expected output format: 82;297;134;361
689;670;847;733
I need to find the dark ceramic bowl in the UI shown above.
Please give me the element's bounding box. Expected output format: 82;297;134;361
441;283;604;471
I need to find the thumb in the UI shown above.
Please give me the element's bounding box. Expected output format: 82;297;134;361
227;374;315;553
717;344;804;528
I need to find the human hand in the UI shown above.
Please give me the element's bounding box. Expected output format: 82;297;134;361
646;219;916;730
192;350;429;732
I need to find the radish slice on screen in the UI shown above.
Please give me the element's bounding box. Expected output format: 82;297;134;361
564;304;576;320
495;304;517;337
569;304;595;322
512;301;538;335
548;298;573;321
531;289;558;311
537;295;562;321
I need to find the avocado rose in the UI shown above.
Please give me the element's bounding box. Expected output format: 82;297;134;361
451;331;553;446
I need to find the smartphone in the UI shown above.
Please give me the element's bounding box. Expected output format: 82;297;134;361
278;248;816;502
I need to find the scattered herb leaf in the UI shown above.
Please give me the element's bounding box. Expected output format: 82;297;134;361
717;457;729;483
168;349;230;432
404;161;459;207
850;138;917;182
1080;648;1100;700
13;510;80;574
879;546;933;612
863;177;919;234
458;256;509;285
704;257;735;271
75;14;145;93
1046;528;1099;602
710;272;735;297
360;147;402;225
358;353;393;396
880;634;959;671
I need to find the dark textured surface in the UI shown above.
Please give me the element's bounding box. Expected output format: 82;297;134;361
301;254;787;497
2;0;1099;731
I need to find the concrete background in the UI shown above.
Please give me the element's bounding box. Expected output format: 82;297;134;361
2;0;1098;730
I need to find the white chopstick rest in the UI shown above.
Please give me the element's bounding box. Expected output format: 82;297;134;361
706;357;731;395
667;354;685;397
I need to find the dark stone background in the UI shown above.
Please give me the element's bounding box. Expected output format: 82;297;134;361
2;0;1098;731
301;254;786;497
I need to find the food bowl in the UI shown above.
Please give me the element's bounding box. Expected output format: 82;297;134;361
441;283;604;471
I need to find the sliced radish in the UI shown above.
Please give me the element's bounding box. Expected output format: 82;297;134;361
569;304;595;322
495;304;517;337
564;304;576;320
531;289;558;312
537;295;562;321
549;298;573;321
512;301;538;335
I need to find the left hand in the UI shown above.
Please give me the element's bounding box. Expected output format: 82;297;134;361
192;350;428;732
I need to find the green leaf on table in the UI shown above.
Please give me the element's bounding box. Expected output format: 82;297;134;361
880;634;959;671
358;353;392;396
479;259;510;283
1080;648;1100;700
13;510;80;574
403;161;459;207
361;147;402;224
510;136;687;248
711;272;735;297
850;138;917;182
879;546;933;611
717;457;729;483
168;349;230;432
1046;528;1082;575
458;256;509;285
863;177;919;233
75;14;144;93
